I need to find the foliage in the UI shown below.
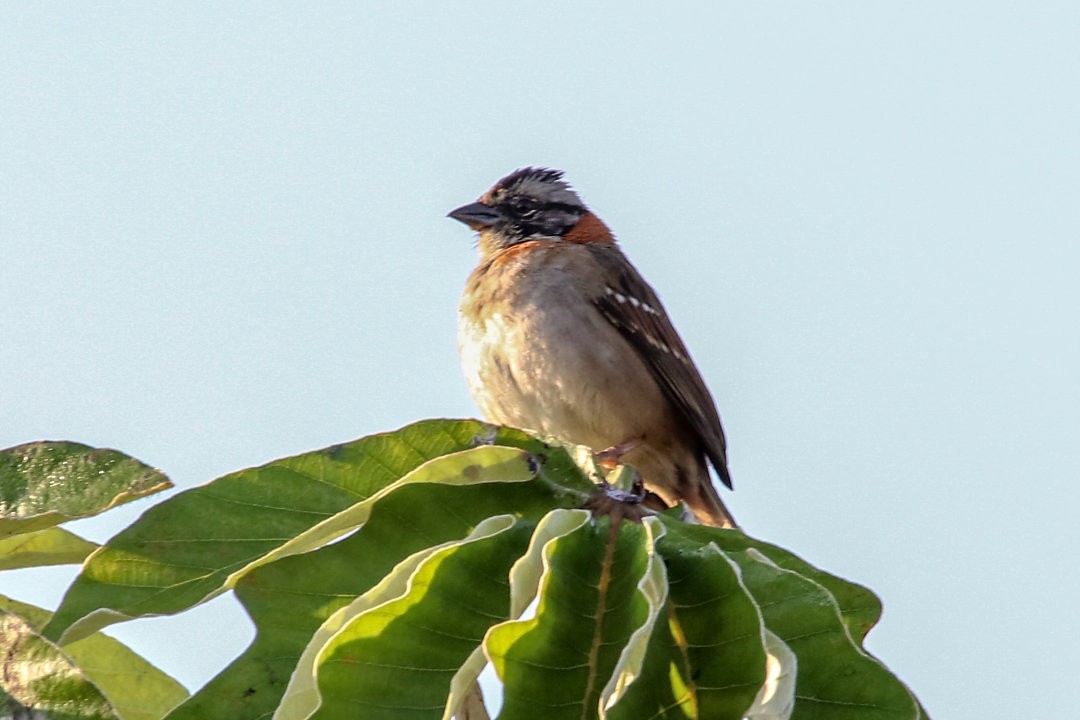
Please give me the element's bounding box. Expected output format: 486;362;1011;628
1;422;928;719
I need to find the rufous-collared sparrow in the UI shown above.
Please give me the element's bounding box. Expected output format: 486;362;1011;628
449;168;736;528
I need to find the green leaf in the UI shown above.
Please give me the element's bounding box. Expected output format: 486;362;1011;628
273;516;517;720
0;595;188;720
0;442;171;539
11;420;924;719
0;527;99;570
733;550;923;720
1;598;118;720
595;516;676;716
662;523;883;643
46;420;593;645
486;510;655;720
285;515;532;720
602;532;771;719
163;423;592;720
504;507;593;619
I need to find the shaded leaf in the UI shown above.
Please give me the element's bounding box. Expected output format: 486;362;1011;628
733;550;923;720
603;531;770;719
661;523;883;643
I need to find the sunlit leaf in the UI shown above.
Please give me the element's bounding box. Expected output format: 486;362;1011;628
0;596;188;720
298;515;531;719
163;423;592;720
0;527;98;570
8;421;924;719
0;442;171;539
486;511;654;720
46;421;594;645
744;630;797;720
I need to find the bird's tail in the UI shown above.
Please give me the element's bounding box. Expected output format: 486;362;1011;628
686;474;738;529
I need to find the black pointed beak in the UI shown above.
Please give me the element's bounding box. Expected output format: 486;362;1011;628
447;201;502;230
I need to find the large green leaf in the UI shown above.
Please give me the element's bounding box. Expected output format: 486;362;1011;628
294;515;532;719
164;425;592;720
732;551;925;720
662;523;883;643
651;523;916;718
593;515;681;717
11;420;924;719
601;530;772;719
0;442;171;539
0;595;188;720
487;510;657;719
46;420;594;644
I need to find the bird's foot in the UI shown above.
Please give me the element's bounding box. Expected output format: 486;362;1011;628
586;469;649;523
594;436;643;471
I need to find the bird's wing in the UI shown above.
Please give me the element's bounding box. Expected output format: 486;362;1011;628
588;246;732;488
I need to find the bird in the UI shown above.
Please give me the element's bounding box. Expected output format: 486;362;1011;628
449;167;736;528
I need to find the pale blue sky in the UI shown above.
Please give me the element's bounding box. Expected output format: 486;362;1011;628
3;3;1078;718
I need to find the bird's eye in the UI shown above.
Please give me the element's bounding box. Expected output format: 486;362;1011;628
508;195;539;217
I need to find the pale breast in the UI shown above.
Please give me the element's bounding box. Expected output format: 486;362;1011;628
458;242;674;452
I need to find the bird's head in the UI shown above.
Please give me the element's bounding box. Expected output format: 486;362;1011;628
449;167;613;254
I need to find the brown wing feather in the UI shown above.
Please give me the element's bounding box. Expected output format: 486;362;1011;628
588;246;733;489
